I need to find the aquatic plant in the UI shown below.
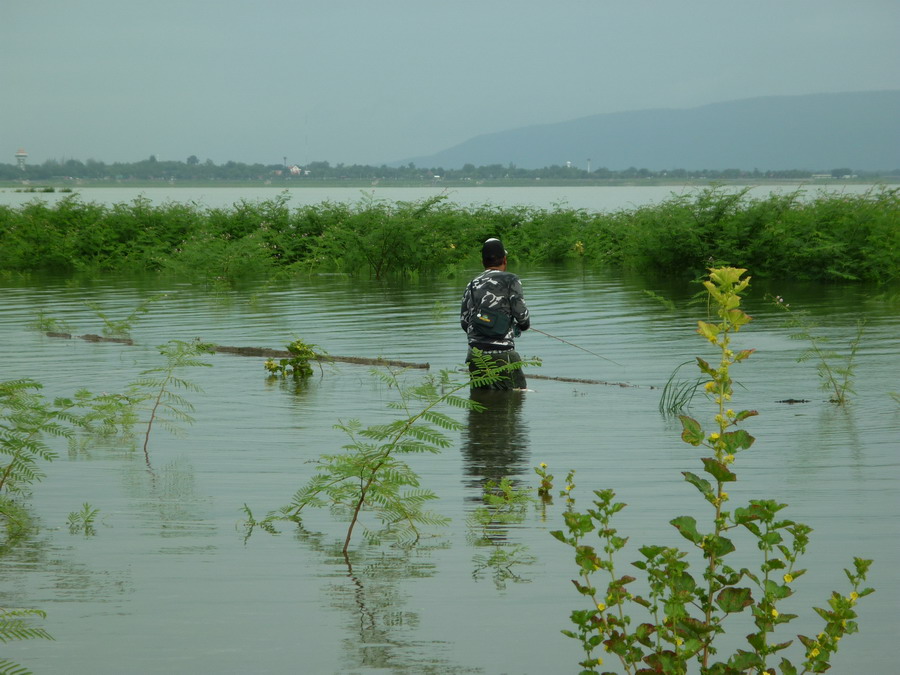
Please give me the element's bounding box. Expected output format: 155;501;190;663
553;268;873;674
263;338;325;378
25;309;74;334
127;340;214;467
658;360;704;416
85;293;166;339
769;294;864;405
251;355;535;555
66;502;99;536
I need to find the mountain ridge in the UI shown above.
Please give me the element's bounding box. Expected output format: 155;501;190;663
397;90;900;172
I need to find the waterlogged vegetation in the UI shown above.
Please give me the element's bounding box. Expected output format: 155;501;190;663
0;187;897;282
0;258;890;671
554;269;873;674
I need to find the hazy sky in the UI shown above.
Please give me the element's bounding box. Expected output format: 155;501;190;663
5;1;899;167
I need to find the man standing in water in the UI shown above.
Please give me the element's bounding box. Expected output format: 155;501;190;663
460;238;531;390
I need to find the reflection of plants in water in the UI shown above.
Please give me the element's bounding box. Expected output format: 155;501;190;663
468;478;536;589
290;527;473;674
67;502;100;536
85;293;167;339
127;339;213;468
468;477;531;540
553;268;874;675
769;294;865;405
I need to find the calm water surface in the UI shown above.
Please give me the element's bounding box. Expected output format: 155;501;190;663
0;267;897;674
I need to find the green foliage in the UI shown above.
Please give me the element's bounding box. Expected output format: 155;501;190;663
769;295;864;405
0;607;53;675
85;293;166;339
659;361;704;416
1;189;896;282
552;268;873;674
271;368;476;554
25;309;74;334
67;502;99;536
127;339;213;466
0;379;86;495
263;338;325;378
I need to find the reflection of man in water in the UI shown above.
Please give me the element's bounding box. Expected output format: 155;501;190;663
460;389;530;492
460;238;531;390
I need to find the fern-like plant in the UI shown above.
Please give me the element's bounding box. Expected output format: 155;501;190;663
127;340;213;467
84;293;166;339
0;607;53;675
0;379;85;495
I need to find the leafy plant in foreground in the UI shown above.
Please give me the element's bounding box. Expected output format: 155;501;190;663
0;607;53;674
0;379;87;495
251;353;536;555
553;268;873;674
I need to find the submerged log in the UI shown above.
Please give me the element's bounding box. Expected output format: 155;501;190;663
43;332;429;369
212;344;430;370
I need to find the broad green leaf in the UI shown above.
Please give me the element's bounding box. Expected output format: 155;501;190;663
715;587;753;613
720;429;755;453
679;416;704;446
670;516;702;544
701;457;737;483
682;471;713;496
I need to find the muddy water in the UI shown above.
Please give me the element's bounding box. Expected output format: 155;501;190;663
0;268;897;673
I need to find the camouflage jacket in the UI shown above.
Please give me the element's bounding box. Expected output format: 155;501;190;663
460;269;530;351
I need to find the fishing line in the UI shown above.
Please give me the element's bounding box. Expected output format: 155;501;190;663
529;327;623;366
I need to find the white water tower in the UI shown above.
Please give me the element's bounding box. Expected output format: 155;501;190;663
15;148;28;170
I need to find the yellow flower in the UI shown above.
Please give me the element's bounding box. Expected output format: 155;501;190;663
849;591;859;601
565;484;573;491
596;657;603;665
709;432;720;441
724;454;735;464
596;603;606;612
810;648;820;657
783;573;793;583
539;462;547;469
675;637;684;646
704;381;716;392
720;491;729;501
771;608;779;618
726;409;735;417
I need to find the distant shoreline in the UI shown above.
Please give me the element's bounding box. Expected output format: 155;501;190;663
2;177;897;190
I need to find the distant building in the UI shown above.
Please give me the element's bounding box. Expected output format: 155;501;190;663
15;148;28;170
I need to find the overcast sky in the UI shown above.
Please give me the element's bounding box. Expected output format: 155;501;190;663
4;1;899;167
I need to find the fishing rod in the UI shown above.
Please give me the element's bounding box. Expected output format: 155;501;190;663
529;327;623;366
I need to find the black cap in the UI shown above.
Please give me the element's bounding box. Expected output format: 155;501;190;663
481;238;507;265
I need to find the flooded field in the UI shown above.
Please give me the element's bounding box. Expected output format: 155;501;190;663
1;267;897;673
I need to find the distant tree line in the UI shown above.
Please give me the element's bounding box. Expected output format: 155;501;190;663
0;155;888;183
